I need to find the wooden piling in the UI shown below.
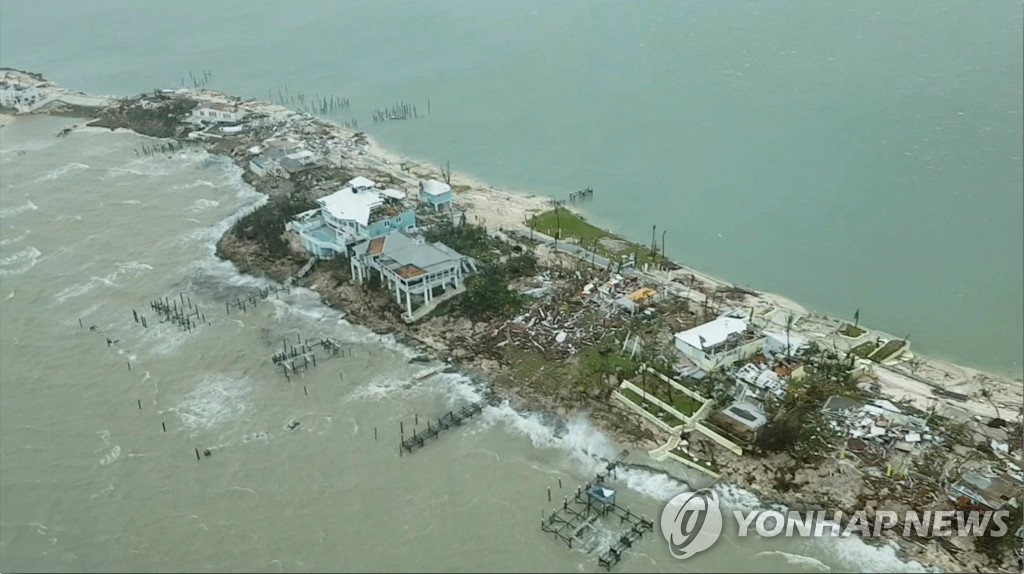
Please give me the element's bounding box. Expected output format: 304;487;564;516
374;427;378;440
79;318;83;329
195;448;201;461
162;421;166;432
303;385;308;396
548;487;552;501
137;399;142;409
127;361;131;371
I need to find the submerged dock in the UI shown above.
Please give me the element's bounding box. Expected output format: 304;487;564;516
399;399;488;455
539;450;654;570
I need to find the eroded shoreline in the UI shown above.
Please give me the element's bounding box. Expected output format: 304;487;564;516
5;68;1022;573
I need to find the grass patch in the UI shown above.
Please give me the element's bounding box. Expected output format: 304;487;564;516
850;340;878;359
498;348;576;397
667;393;704;417
870;339;906;363
528;208;666;267
839;324;866;338
670;447;718;472
619;388;687;427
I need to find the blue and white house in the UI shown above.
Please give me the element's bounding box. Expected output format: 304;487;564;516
418;179;453;211
287;177;416;259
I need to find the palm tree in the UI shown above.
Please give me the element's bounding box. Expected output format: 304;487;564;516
785;313;794;358
979;387;1003;421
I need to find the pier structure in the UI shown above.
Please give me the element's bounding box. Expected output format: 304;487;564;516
539;450;654;570
147;292;207;332
225;285;289;315
398;400;488;455
271;333;344;379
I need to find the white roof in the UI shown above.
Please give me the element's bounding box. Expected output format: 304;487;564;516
348;176;376;190
381;188;406;200
675;316;749;350
421;179;451;196
763;330;808;352
318;187;383;226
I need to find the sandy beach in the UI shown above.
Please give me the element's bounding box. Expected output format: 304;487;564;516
334;125;1022;426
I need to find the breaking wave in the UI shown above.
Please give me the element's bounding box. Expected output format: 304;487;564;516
0;229;31;246
0;246;42;276
0;201;39;219
53;261;153;304
174;374;254;431
34;162;89;182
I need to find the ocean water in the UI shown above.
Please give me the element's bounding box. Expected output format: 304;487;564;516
1;0;1021;376
0;116;935;572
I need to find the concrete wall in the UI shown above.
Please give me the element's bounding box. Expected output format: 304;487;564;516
693;421;745;456
611;389;683;435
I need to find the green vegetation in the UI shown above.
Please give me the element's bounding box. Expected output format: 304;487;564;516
528;208;666;267
426;221;538;320
850;340;878;359
92;96;196;138
458;264;524;320
870;339;906;363
423;222;512;263
230;195;318;260
755;346;857;462
619;387;687;427
839;324;866;338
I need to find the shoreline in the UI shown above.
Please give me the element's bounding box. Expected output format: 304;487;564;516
6;68;1022;573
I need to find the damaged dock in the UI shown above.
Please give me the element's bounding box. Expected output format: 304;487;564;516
399;399;488;455
540;450;655;570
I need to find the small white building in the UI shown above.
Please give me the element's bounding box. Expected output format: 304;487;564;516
419;179;453;211
674;315;766;371
0;84;40;112
192;102;246;123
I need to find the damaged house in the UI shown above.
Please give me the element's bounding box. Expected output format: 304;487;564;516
674;313;766;371
288;176;416;259
350;231;476;321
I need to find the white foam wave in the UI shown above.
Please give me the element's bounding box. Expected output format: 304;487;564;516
348;376;421;401
0;246;42;276
174;180;217;191
0;201;38;219
98;445;121;466
175;374;253;431
53;261;153;303
0;138;54;154
34;162;89;182
120;199;142;205
189;198;221;211
0;229;30;246
755;550;832;572
105;158;171;178
53;214;82;222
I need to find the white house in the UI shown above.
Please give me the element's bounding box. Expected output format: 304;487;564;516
286;177;416;259
0;85;40;112
419;179;453;211
191;102;246;123
350;231;471;321
674;315;766;371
